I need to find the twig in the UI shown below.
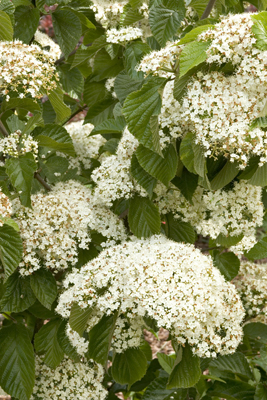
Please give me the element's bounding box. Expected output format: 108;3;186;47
34;172;52;191
200;0;217;20
2;312;17;323
62;104;88;126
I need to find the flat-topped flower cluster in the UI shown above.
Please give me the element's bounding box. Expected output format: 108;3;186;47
0;130;38;159
57;235;245;358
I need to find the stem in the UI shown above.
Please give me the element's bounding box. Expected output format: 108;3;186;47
2;312;17;323
200;246;222;252
34;172;52;191
62;104;88;126
0;120;8;137
200;0;217;20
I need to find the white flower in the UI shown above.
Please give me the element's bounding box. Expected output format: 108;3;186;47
34;29;61;61
106;27;143;43
57;235;245;357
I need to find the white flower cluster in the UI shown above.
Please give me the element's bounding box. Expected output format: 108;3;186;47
0;191;12;226
0;130;38;159
57;235;245;357
0;40;58;99
66;323;89;356
13;180;126;275
65;120;106;170
31;356;107;400
106;27;143;43
105;77;117;99
91;128;146;207
156;180;263;240
34;29;61;61
138;13;267;168
235;262;267;317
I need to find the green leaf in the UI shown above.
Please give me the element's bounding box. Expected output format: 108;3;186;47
243;323;267;344
114;70;143;104
83;80;108;108
5;153;36;208
85;97;118;126
130;154;157;198
209;378;255;400
0;11;13;41
28;300;57;320
22;113;44;136
215;233;243;248
192;142;206;178
0;323;35;400
52;10;82;57
210;161;239;190
251;12;267;51
69;302;92;336
129;195;161;238
213;252;240;281
112;348;148;387
0;224;23;280
149;0;186;46
34;318;64;369
123;76;166;154
190;0;209;17
59;64;84;98
48;86;71;124
14;6;39;44
157;353;176;374
246;237;267;260
71;36;106;69
35;124;75;157
162;213;196;244
39;155;69;184
91;117;126;135
1;98;41;113
0;271;36;313
173;71;192;102
143;377;187;400
88;313;118;364
209;352;253;381
255;383;267;400
179;41;210;77
92;49;124;81
57;320;80;362
136;143;178;186
178;25;214;45
30;268;57;310
167;343;201;389
0;0;15;15
124;42;150;79
172;170;198;203
179;132;196;173
248;163;267;186
249;116;267;130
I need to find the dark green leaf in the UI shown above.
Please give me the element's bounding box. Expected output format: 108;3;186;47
215;233;243;248
136;143;178;186
122;76;166;154
130;154;157;198
0;10;13;41
209;352;253;381
52;10;82;57
179;132;196;173
129;195;161;238
34;318;64;369
173;71;192;102
157;353;176;374
88;313;118;364
167;343;201;389
149;0;186;46
114;70;143;104
30;268;57;310
0;323;35;400
1;98;41;113
14;6;39;43
179;41;210;77
35;124;75;157
243;323;267;344
91;117;126;135
112;348;147;387
0;0;15;15
83;80;108;108
48;86;71;124
255;383;267;400
246;237;267;260
28;300;57;320
92;49;124;81
0;271;36;313
85;97;118;126
57;320;80;362
208;378;255;400
69;302;92;336
5;153;36;207
59;64;84;98
124;42;150;79
210;161;239;190
248;163;267;186
213;252;240;281
71;36;106;69
144;377;187;400
172;170;198;203
162;213;196;244
0;224;23;280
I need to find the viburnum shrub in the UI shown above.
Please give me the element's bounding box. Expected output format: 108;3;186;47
2;1;267;399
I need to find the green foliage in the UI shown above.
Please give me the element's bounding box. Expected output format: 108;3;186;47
111;348;148;387
128;195;161;238
213;252;240;281
30;268;57;310
0;11;13;41
0;224;23;280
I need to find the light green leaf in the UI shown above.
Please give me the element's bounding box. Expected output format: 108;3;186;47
213;252;240;281
136;143;178;186
48;86;71;124
30;268;57;310
5;153;37;208
129;195;161;238
251;12;267;51
57;320;80;362
157;353;176;374
1;98;41;113
52;10;82;57
0;11;13;41
189;0;209;17
122;76;166;154
14;6;39;44
149;0;186;46
249;116;267;130
88;313;118;364
167;343;201;389
246;237;267;260
34;318;64;369
178;25;214;45
69;302;92;336
35;124;75;157
0;271;36;312
162;213;196;244
130;154;157;198
209;352;253;381
0;224;22;280
112;348;148;387
210;161;239;190
248;163;267;186
0;323;35;400
0;0;15;15
179;41;210;77
91;117;126;135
